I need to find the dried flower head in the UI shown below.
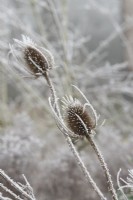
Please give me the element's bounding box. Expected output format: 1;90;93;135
9;35;54;78
62;96;96;136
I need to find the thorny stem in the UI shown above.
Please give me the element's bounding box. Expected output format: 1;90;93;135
45;72;106;200
86;134;118;200
65;135;107;200
44;72;61;118
43;72;56;104
0;183;23;200
0;170;34;200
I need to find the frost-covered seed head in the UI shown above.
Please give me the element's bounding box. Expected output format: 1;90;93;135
10;35;54;77
24;46;49;75
62;96;95;136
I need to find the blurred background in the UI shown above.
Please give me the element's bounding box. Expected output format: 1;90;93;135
0;0;133;200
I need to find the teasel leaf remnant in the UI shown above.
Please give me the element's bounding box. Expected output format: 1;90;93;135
9;35;54;78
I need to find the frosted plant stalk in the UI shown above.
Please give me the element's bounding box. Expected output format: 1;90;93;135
61;86;118;200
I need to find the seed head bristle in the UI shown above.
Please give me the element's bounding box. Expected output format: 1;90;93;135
62;96;95;136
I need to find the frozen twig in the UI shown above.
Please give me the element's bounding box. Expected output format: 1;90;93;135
0;170;36;200
85;135;118;200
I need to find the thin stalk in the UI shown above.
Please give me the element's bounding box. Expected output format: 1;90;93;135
44;72;61;118
0;183;23;200
44;72;56;104
86;134;118;200
65;134;107;200
0;170;34;200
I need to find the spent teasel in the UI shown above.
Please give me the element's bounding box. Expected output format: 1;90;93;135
62;96;96;136
10;35;54;78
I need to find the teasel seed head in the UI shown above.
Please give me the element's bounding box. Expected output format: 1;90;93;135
9;35;54;78
24;46;49;76
62;96;95;136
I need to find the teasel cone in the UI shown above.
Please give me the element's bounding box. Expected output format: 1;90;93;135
10;35;54;78
62;96;95;136
22;37;58;111
24;46;50;77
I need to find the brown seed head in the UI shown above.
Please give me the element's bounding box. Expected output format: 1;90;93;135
11;36;54;78
63;97;95;136
24;46;49;76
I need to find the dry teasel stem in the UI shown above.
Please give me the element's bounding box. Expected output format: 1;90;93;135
49;85;106;200
0;169;36;200
86;134;118;200
49;97;106;200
